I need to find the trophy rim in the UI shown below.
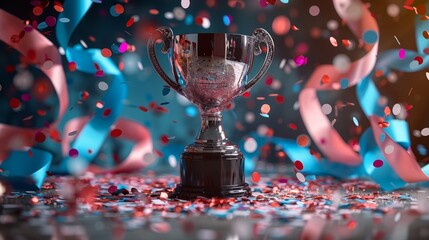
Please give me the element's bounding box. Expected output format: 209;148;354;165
172;32;257;39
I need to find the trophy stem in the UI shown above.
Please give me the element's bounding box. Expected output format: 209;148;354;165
196;112;227;145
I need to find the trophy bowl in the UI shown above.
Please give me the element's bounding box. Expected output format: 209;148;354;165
148;27;274;199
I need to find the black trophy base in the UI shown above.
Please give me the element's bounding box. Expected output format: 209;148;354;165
173;151;252;200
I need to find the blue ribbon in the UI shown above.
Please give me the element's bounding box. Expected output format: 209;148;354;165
0;148;52;190
241;7;429;190
53;0;126;173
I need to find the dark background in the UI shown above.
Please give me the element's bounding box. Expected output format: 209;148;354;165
0;0;428;171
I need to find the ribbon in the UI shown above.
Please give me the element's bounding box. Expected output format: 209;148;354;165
356;4;429;189
53;0;152;174
243;0;375;177
242;1;429;190
0;9;68;189
298;0;378;166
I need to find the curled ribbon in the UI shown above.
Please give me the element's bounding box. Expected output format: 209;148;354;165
357;4;429;189
298;0;378;166
242;0;375;177
53;0;152;174
0;9;67;189
242;1;429;190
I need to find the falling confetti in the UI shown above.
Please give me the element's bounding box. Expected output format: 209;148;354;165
251;171;260;183
352;117;359;126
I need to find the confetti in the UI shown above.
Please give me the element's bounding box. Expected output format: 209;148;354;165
296;172;306;182
244;138;257;153
309;5;320;16
272;16;290;35
101;48;112;58
297;134;310;147
421;128;429;136
363;30;378;44
399;49;406;59
329;37;338;47
260;104;271;114
294;160;304;170
384;106;391;116
251;171;260;183
69;148;79;158
384;145;394;154
9;98;21;109
321;75;331;85
352;117;359;126
35;132;46;143
110;129;122;138
181;0;190;9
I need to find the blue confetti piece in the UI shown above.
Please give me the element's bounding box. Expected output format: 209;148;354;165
260;113;269;118
417;144;427;156
363;30;378;44
352;116;359;126
162;86;171;96
340;78;349;89
223;15;231;26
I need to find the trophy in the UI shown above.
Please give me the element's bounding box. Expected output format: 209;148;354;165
148;27;274;199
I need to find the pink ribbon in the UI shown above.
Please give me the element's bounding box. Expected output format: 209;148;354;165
370;116;429;182
0;9;68;159
298;0;379;166
62;117;153;174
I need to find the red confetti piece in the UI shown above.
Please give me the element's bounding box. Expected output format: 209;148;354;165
28;149;33;158
110;129;122;138
405;104;413;111
9;98;21;109
108;185;118;194
95;70;104;77
321;75;331;85
103;108;112;117
80;91;89;101
276;95;284;103
5;65;15;73
138;106;148;112
195;16;204;25
378;121;390;128
373;159;383;168
53;1;64;12
252;172;261;183
161;135;169;144
101;48;112;58
414;56;423;65
297;135;310;147
265;76;273;85
242;92;250;98
126;17;135;27
342;39;352;48
35;132;46;143
291;25;299;31
37;109;46;116
33;6;43;16
294;160;304;170
114;4;125;15
384;106;391;116
69;148;79;158
154;149;163;157
68;62;77;71
288;123;298;130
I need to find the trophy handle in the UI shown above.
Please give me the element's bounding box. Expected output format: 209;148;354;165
147;26;183;94
242;28;275;93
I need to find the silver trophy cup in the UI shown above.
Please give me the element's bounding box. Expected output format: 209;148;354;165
148;27;274;199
